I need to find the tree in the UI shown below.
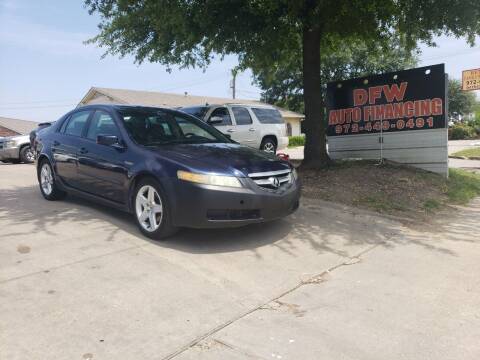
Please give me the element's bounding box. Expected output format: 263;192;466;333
85;0;480;168
255;36;419;114
448;79;476;119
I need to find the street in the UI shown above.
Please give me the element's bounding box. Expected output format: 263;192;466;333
1;164;479;359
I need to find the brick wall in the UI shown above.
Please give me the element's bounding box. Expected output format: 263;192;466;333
0;126;20;137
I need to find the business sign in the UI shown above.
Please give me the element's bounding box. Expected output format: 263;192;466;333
462;68;480;91
326;64;446;136
326;65;449;177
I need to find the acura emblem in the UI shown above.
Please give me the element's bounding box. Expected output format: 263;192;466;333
269;176;280;188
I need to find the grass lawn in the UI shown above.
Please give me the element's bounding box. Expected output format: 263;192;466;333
299;161;480;222
451;147;480;158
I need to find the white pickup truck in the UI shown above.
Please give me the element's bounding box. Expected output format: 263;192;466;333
180;104;289;153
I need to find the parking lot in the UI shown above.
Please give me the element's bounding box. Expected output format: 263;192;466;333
1;164;480;360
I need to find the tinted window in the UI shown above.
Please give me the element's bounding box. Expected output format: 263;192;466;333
232;107;252;125
86;111;120;140
119;109;229;146
181;106;208;119
252;108;284;124
208;107;231;126
64;111;90;137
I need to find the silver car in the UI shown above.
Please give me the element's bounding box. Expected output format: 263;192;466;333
0;135;35;163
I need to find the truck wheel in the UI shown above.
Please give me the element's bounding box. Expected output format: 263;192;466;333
260;138;277;153
20;146;35;163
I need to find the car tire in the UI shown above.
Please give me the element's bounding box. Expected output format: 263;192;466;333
20;146;35;163
260;138;277;153
37;159;66;200
133;178;178;240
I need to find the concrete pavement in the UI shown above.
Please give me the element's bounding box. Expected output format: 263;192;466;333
1;164;479;360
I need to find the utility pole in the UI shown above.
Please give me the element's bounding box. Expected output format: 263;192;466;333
230;68;238;99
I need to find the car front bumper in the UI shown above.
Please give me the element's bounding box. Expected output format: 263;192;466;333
0;146;20;161
168;178;301;228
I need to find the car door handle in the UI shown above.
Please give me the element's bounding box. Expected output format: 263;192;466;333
227;129;235;133
53;141;60;146
249;128;256;132
79;147;88;154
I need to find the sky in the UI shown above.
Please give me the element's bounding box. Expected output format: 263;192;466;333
1;0;479;122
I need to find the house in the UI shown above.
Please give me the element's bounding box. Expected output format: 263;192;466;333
78;87;304;136
0;117;38;137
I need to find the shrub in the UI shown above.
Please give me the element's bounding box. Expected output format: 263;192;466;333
288;135;305;147
449;124;476;140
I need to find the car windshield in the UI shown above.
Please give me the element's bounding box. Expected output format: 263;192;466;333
118;108;230;146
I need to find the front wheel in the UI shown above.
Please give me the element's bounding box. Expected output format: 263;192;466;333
133;178;178;240
260;138;276;153
37;160;66;200
20;146;35;163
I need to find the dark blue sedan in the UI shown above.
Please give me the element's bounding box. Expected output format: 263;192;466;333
36;105;300;239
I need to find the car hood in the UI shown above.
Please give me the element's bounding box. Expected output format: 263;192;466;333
157;143;290;176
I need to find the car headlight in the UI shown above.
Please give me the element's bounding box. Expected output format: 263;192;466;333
291;167;298;181
4;140;17;148
177;170;242;188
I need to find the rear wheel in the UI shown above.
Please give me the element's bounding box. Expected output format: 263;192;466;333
133;178;178;240
260;138;277;153
20;146;35;163
37;159;66;200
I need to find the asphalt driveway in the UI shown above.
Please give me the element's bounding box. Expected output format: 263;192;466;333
1;164;479;360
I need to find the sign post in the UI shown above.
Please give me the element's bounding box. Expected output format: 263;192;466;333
326;64;448;176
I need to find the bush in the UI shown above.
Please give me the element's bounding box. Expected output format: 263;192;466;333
288;135;305;147
449;124;476;140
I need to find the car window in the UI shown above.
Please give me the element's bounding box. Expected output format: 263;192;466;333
176;116;217;140
86;111;120;140
208;107;232;126
119;108;229;146
232;107;252;125
252;108;284;124
181;106;208;119
64;111;90;137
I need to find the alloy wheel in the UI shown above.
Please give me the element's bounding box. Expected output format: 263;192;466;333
40;163;53;195
25;148;35;162
263;142;275;153
135;185;163;232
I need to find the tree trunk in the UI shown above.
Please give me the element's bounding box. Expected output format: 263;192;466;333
301;25;331;168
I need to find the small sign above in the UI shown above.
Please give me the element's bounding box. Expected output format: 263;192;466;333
462;68;480;91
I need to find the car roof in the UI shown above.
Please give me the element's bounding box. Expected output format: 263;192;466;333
77;104;173;111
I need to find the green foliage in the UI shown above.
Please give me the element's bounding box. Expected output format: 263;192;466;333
423;198;441;211
449;124;476;140
447;169;480;204
256;36;419;113
288;135;305;147
451;148;480;158
448;79;477;118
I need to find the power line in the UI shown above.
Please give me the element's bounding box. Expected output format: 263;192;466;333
421;47;480;61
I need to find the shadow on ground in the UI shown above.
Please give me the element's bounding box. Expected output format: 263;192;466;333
0;183;478;257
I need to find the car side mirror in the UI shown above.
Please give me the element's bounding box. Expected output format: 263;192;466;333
208;116;223;124
97;135;124;149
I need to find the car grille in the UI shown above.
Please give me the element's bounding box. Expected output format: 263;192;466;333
248;169;292;191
